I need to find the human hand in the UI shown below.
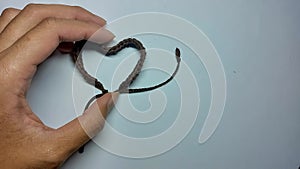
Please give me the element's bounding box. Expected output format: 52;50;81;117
0;4;118;168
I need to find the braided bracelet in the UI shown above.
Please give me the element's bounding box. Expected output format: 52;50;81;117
71;38;181;153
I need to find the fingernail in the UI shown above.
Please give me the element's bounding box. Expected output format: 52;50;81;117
107;92;119;111
90;28;115;44
90;12;106;26
95;16;107;26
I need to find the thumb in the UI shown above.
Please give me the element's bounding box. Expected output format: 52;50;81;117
53;92;119;156
78;92;119;137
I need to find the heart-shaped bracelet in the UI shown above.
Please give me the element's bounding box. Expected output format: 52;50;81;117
71;38;181;153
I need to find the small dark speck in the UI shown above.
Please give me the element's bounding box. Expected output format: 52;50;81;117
233;70;237;74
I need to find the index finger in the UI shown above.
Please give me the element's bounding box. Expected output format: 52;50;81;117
0;4;106;52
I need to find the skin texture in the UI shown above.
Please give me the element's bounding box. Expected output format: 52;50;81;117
0;4;118;169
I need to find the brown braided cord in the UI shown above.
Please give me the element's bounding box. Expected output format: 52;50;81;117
71;40;108;94
71;38;181;154
105;38;146;92
71;38;181;95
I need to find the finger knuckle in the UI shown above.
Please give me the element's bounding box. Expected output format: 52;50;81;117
1;8;17;18
40;17;58;28
24;3;40;9
44;17;57;24
23;3;41;17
